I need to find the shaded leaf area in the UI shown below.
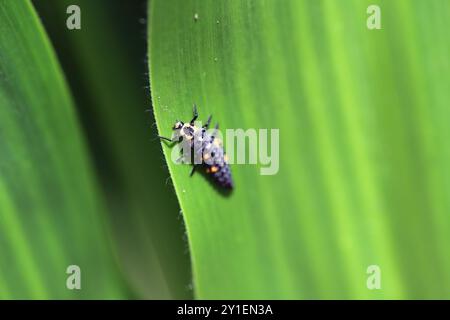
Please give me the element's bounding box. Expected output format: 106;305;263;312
0;0;127;298
33;0;191;298
149;0;450;298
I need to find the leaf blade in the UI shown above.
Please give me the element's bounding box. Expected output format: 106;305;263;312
0;0;127;298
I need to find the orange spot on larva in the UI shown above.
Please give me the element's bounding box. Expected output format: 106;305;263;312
211;166;219;173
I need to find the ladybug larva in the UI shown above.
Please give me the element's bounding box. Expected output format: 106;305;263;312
159;105;234;190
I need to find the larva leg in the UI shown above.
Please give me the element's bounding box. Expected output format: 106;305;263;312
158;135;174;142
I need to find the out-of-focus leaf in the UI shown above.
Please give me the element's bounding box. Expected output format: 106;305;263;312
33;0;191;298
0;0;127;299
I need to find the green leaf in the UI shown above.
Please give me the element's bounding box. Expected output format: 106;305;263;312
149;0;450;298
0;0;126;298
32;0;191;298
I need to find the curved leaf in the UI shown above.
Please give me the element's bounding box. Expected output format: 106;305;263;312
149;0;450;298
0;0;126;298
32;0;192;299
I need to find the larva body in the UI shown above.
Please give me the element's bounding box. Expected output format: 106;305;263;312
159;105;234;190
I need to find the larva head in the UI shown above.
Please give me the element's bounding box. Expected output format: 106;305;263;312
172;120;183;131
172;120;195;140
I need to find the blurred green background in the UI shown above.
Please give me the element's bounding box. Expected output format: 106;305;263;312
1;0;450;299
